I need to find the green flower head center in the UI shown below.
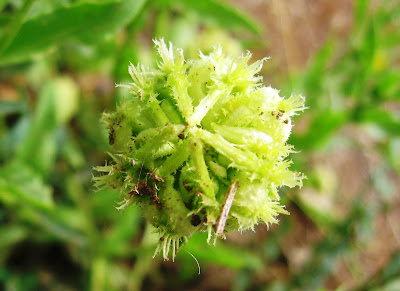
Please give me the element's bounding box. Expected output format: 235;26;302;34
94;39;306;260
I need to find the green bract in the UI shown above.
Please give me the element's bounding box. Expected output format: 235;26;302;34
94;39;306;260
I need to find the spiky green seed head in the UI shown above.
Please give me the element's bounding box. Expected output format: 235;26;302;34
94;39;306;260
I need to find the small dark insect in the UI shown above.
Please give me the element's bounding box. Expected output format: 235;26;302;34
109;129;115;145
178;133;185;140
283;119;289;124
108;115;124;145
271;111;276;116
191;214;202;226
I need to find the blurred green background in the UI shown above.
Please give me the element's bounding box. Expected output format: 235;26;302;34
0;0;399;290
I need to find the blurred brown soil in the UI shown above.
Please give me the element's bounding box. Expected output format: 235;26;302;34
228;0;353;78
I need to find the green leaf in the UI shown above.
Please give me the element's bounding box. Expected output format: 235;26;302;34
374;70;400;100
179;0;260;34
16;77;79;175
28;207;88;246
300;42;333;106
0;0;35;57
354;0;369;31
0;225;29;263
0;100;26;115
387;138;400;172
290;111;348;150
294;193;340;230
61;134;85;169
375;2;400;28
0;0;8;13
0;15;12;33
0;161;53;210
182;232;263;270
359;107;400;135
102;209;142;256
359;20;376;69
0;0;147;65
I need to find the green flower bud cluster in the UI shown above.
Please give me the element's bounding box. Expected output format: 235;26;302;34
94;39;306;260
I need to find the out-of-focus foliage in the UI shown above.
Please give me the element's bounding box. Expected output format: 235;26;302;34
0;0;399;290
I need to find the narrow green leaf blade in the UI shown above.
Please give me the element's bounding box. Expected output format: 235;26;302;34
360;20;376;69
182;233;263;270
359;107;400;135
0;161;53;210
0;226;29;262
290;111;348;150
0;0;147;65
354;0;369;30
16;77;79;175
180;0;261;34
